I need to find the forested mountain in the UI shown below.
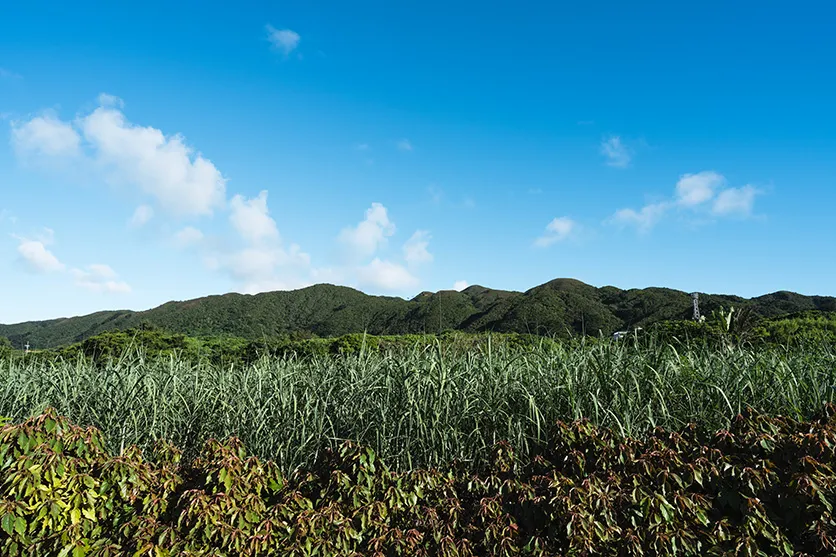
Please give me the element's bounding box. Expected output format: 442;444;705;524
2;278;834;349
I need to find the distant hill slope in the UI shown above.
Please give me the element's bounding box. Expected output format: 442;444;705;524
2;279;835;349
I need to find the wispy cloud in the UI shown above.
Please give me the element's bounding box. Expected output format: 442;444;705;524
71;264;131;293
12;230;131;292
675;171;725;207
601;135;631;168
534;217;576;247
608;202;670;234
129;205;154;227
172;226;204;248
266;25;301;56
712;185;759;216
609;171;762;232
403;230;433;265
0;209;17;225
396;139;413;151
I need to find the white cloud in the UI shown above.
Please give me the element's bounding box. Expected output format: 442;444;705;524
396;139;413;151
11;114;81;157
355;143;370;151
129;205;154;227
222;243;311;294
675;171;725;207
601;136;631;168
12;98;228;217
97;93;124;108
338;202;395;260
427;185;443;204
78;103;227;216
173;226;204;248
609;202;670;233
13;229;130;293
534;217;576;247
453;280;469;291
712;185;758;216
266;25;301;56
229;190;280;244
610;170;762;232
403;230;433;265
355;258;419;291
71;264;131;293
15;237;64;273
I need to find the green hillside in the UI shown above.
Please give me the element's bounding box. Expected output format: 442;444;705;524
2;278;835;349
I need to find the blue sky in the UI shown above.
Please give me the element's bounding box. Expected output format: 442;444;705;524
1;1;834;324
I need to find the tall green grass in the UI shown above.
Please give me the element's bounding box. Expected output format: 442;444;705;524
1;335;834;472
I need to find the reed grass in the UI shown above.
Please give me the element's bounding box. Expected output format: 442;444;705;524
1;334;833;472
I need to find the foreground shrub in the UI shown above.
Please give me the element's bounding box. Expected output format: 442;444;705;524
1;405;835;556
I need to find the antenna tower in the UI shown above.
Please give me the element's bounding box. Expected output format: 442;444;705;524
691;293;700;321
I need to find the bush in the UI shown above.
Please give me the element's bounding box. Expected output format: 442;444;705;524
1;406;835;555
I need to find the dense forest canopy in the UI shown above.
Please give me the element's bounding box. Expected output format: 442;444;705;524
1;278;834;349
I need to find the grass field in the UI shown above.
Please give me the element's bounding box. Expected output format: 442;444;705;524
1;334;834;472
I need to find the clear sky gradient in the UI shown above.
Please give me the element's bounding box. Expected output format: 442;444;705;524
1;1;834;324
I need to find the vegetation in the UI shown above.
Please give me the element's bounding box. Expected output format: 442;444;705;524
1;333;834;473
2;278;835;349
1;307;835;554
1;403;834;555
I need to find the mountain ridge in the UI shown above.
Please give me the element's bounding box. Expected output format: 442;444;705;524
2;279;835;349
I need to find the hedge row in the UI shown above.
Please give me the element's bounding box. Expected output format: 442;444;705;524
1;405;835;556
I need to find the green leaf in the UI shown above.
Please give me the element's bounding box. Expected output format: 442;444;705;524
1;513;14;536
14;516;26;536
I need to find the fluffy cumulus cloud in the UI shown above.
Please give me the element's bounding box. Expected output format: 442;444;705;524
403;230;433;265
79;104;227;216
355;258;419;291
229;190;280;244
534;217;576;247
129;205;154;227
332;204;426;293
188;188;314;294
338;202;396;260
11;113;81;157
71;264;131;293
16;237;64;273
10;96;442;300
266;25;300;56
601;136;631;168
11;96;227;217
610;171;761;232
453;280;469;291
